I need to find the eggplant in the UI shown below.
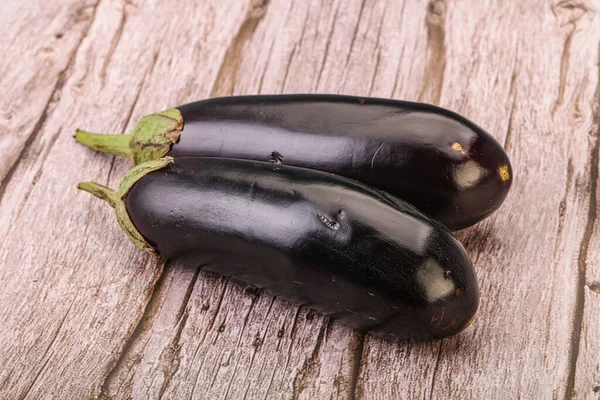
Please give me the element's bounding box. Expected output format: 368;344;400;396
74;94;512;231
78;157;479;341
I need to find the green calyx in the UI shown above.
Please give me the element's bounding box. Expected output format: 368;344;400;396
74;109;183;165
77;157;174;254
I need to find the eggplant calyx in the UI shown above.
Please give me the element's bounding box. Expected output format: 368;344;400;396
77;157;175;254
74;109;183;165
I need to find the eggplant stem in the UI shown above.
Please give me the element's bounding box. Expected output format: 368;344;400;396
77;158;174;255
73;109;182;165
74;130;134;161
77;182;120;208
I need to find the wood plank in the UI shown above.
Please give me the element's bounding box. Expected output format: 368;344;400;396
1;0;599;398
0;0;250;398
358;1;600;399
97;1;451;398
0;0;99;186
100;1;368;398
575;24;600;398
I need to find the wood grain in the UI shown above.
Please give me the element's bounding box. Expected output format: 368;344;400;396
0;0;599;399
0;0;99;194
358;1;600;399
0;0;250;398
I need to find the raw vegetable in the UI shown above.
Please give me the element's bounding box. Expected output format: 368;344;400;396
75;94;512;230
78;156;479;341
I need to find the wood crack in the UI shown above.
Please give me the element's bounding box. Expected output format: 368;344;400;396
282;44;298;93
418;0;447;105
554;25;575;114
296;0;312;48
100;0;128;85
221;292;267;399
95;262;169;400
281;0;311;92
291;317;330;400
157;266;202;399
372;0;388;53
564;140;598;400
257;301;295;398
188;277;231;400
280;306;304;380
503;63;519;151
503;97;517;152
563;56;600;398
363;0;388;96
389;0;408;98
554;159;574;261
261;357;279;400
314;0;341;91
257;39;276;94
0;0;102;208
243;296;276;379
348;331;366;400
429;341;444;399
20;294;78;400
390;45;406;98
552;0;590;114
342;0;367;74
210;0;271;97
368;48;382;96
10;146;54;226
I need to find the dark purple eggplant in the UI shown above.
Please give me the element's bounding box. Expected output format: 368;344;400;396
78;156;479;341
74;94;512;231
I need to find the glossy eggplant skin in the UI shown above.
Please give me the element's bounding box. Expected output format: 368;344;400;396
175;95;512;230
125;157;479;341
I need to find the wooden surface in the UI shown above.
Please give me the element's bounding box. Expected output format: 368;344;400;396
1;0;599;398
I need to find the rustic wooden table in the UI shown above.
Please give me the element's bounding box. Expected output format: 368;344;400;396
1;0;599;398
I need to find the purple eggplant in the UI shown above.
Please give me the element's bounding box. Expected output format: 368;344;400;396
78;157;479;341
75;95;512;230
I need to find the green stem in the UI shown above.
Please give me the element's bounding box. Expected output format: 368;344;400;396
77;157;174;255
74;130;134;161
77;182;120;208
73;108;183;165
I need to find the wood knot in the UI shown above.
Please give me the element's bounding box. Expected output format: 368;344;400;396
252;333;263;348
427;0;446;25
552;0;591;27
588;282;600;294
249;0;270;18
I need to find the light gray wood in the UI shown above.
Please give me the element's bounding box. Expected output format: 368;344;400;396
0;0;250;398
358;1;600;399
0;0;599;399
0;0;99;187
102;2;370;398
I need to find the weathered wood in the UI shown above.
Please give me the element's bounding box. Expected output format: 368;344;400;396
101;1;367;398
0;0;250;398
1;0;600;399
0;0;99;188
576;46;600;398
356;1;600;399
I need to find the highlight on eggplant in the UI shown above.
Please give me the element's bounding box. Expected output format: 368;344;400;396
77;156;479;341
74;94;512;231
